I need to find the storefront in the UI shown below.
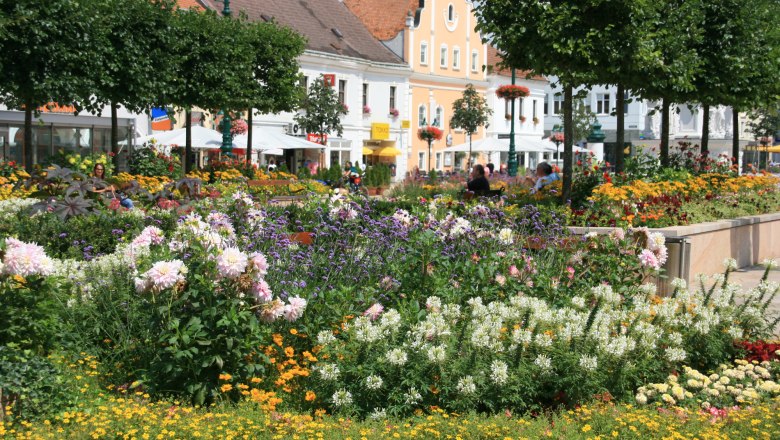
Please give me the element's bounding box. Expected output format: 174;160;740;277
362;123;401;170
0;107;141;167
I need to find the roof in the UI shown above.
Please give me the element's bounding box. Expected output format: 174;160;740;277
487;46;547;82
226;0;405;65
342;0;419;41
175;0;210;11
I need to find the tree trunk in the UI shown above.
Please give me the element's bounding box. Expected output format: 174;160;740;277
615;84;625;173
562;84;573;204
468;133;472;169
701;103;710;155
660;98;670;168
246;109;253;166
732;108;740;170
185;110;192;174
428;140;433;172
23;100;33;171
111;102;119;171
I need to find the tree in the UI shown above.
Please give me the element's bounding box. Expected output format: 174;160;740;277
0;0;102;170
295;75;346;157
87;0;177;169
450;84;492;168
168;8;256;173
562;96;597;146
241;20;306;165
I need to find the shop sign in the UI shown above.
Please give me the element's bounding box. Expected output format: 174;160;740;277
307;133;327;144
401;120;411;129
322;74;336;87
38;102;77;114
371;122;390;140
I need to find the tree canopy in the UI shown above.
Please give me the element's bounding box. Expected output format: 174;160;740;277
450;84;492;166
295;76;346;146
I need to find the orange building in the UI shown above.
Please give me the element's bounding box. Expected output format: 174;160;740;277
345;0;489;174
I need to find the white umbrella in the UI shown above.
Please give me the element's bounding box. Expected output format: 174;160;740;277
444;136;561;154
233;126;324;151
130;126;229;149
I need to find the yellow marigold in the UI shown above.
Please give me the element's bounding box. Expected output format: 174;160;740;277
305;391;316;402
250;377;263;384
218;373;232;381
220;384;233;393
284;347;295;358
272;333;284;347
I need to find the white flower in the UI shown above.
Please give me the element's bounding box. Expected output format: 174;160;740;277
426;345;447;364
369;408;387;420
316;363;340;381
457;376;477;395
386;348;408;366
365;374;383;390
403;387;422;405
571;296;587;308
425;296;442;313
723;258;738;271
579;355;598;371
762;258;778;269
490;360;509;385
635;393;648;405
585;232;598;239
316;330;336;346
331;389;353;407
534;354;552;371
497;228;514;245
592;284;620;304
670;278;687;291
283;296;307;322
665;347;687;363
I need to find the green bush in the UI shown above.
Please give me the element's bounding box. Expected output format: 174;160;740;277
128;143;182;178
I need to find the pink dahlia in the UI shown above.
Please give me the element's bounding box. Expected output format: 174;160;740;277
2;238;54;277
248;252;269;277
216;247;248;279
259;298;285;323
508;265;521;278
363;303;384;321
283;296;308;322
638;249;660;270
252;279;273;303
142;260;187;293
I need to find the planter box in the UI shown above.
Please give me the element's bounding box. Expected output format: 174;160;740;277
570;212;780;293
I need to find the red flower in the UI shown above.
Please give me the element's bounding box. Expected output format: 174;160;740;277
496;84;530;100
417;126;443;142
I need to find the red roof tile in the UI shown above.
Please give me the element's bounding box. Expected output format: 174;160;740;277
342;0;419;41
487;46;547;82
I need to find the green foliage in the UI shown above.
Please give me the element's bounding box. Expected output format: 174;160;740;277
128;143;182;178
450;84;492;136
0;275;62;355
0;348;78;421
295;75;345;144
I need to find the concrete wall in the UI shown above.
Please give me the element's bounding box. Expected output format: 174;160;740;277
570;212;780;293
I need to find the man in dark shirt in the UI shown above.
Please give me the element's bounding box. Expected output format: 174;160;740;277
466;164;490;192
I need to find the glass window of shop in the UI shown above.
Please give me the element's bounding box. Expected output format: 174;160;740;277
1;123;132;164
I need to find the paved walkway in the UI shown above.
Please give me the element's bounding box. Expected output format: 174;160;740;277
729;264;780;336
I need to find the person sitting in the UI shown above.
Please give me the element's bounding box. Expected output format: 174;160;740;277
525;162;560;194
466;164;491;192
92;164;133;209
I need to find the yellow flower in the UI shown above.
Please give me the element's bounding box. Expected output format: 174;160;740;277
582;424;592;432
218;373;232;381
220;384;233;393
305;391;316;402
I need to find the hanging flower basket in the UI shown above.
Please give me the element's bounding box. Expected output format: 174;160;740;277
549;132;565;143
496;84;530;100
230;119;248;136
417;126;443;142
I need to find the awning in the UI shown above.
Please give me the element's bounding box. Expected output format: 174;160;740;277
745;144;780;153
374;146;402;157
362;147;374;155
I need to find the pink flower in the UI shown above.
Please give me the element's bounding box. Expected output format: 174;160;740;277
508;265;521;278
252;279;273;303
132;226;165;249
283;296;307;322
216;247;248;279
566;266;575;280
2;238;54;277
259;298;285;323
495;274;506;286
248;252;269;277
140;260;187;293
364;303;384;320
639;249;660;270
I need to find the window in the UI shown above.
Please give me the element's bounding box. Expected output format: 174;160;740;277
596;93;610;115
300;76;308;94
553;93;564;114
362;83;368;108
418;105;427;126
389;86;396;111
504;99;511;118
452;47;460;70
440;45;448;68
518;98;524;117
544;94;549;115
418;152;425;170
532;100;538;119
447;4;454;21
624;90;630;114
420;41;428;65
434;106;443;127
435;152;442;169
471;51;479;72
338;80;346;105
444;152;452;166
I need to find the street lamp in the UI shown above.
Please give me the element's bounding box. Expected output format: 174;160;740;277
218;0;233;157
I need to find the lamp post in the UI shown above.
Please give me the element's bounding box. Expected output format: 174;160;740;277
508;68;518;177
550;124;563;165
219;0;233;156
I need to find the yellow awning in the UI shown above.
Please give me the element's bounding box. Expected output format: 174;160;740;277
362;147;374;155
375;146;402;157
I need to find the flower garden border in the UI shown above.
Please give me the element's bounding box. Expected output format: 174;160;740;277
570;211;780;293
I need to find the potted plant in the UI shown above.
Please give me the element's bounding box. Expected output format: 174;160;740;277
533;117;540;125
505;113;512;121
363;105;371;116
495;84;530;100
520;115;527;123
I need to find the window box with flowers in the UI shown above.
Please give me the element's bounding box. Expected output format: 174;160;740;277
389;108;400;118
362;105;371;116
519;115;527;123
533;117;540;125
504;113;512;121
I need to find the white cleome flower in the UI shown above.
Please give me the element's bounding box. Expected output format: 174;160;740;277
490;360;509;385
316;330;337;346
456;376;477;395
385;348;408;366
579;355;598;371
331;389;353;407
365;374;384;390
425;344;447;364
403;387;423;405
316;363;340;381
534;354;552;371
